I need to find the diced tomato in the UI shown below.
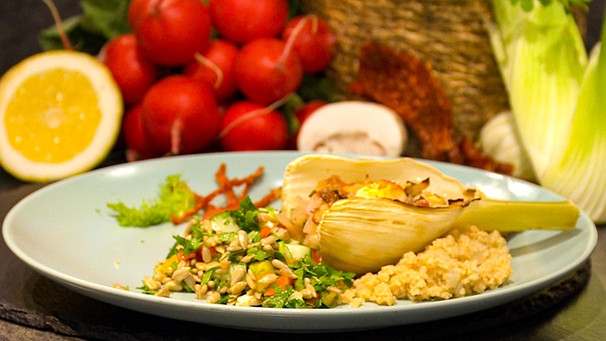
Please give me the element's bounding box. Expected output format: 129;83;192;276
264;274;293;296
260;225;272;238
264;287;276;297
311;249;322;264
177;250;196;262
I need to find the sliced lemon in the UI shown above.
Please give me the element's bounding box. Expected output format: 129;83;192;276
0;50;123;182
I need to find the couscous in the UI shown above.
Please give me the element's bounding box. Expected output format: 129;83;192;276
339;225;513;307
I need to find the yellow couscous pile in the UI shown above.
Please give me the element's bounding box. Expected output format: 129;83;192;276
338;225;513;307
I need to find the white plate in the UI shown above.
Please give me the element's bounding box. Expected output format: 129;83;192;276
2;151;598;332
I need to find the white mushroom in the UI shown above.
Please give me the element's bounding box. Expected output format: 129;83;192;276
297;101;407;157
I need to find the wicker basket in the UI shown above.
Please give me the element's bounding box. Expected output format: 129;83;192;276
300;0;511;144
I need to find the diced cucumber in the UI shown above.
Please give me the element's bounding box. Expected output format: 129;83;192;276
210;211;240;233
284;243;311;265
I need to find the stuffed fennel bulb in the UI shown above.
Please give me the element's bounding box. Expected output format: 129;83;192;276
488;0;606;223
282;155;579;274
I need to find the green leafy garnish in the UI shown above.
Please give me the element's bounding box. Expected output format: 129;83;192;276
292;255;355;308
263;286;307;308
107;174;197;227
219;232;237;243
201;267;218;285
221;197;262;232
171;235;202;257
247;247;272;262
39;0;131;54
258;253;356;309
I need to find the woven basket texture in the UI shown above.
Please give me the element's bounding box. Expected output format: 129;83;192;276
300;0;511;141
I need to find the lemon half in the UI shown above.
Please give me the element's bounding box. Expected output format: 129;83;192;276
0;50;123;182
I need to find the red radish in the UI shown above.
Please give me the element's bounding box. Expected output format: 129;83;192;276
141;75;221;155
219;101;289;151
288;100;327;149
235;38;303;104
184;39;239;101
122;104;162;161
209;0;289;44
282;15;337;74
98;34;158;105
132;0;212;66
296;100;327;124
127;0;154;30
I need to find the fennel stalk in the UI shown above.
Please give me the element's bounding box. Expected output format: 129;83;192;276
488;0;606;223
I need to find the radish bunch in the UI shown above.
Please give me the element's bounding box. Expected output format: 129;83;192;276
99;0;337;161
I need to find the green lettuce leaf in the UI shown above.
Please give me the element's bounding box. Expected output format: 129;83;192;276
107;174;197;227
